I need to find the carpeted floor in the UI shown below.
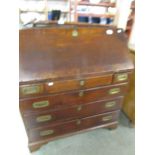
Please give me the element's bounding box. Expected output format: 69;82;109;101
32;112;135;155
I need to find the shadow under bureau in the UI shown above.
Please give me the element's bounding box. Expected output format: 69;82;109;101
19;23;134;152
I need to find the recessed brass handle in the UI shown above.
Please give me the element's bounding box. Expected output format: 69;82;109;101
79;80;85;86
36;115;52;123
102;115;112;122
77;105;82;111
105;101;116;108
76;119;81;125
109;88;120;95
20;85;42;95
40;130;54;136
79;91;84;97
116;73;128;81
32;100;49;109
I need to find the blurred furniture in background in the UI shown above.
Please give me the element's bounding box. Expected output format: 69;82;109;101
19;0;135;36
19;0;71;24
125;0;135;37
48;10;61;20
74;0;116;24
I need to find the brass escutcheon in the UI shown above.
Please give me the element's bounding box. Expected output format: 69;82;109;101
105;101;116;108
79;91;84;97
79;80;85;86
77;105;82;111
76;119;81;125
72;30;78;37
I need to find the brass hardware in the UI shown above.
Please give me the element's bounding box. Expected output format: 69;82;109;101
105;101;116;108
20;85;42;95
79;91;84;97
48;82;54;86
109;88;120;95
40;130;54;136
106;29;113;35
116;73;128;81
79;80;85;86
36;115;52;123
72;30;78;37
77;105;82;111
102;115;112;121
33;100;49;108
76;120;81;125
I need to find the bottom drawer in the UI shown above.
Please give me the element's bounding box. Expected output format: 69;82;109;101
28;110;120;142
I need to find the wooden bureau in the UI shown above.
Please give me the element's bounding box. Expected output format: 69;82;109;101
19;23;134;152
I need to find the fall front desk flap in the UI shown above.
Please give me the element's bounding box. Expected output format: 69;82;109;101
19;23;134;84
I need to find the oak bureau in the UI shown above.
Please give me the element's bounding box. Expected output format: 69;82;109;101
19;23;134;152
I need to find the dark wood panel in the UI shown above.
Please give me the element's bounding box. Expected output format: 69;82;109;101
28;110;120;142
19;25;134;83
20;83;128;113
22;97;123;128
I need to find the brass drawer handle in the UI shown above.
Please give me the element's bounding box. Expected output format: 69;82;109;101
102;116;113;122
109;88;120;95
105;101;116;108
36;115;52;123
79;80;85;86
33;100;49;109
20;85;42;95
76;119;81;125
79;91;84;97
77;105;82;111
40;130;54;136
116;73;128;81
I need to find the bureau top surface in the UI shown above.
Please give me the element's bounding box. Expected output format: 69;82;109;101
19;24;134;84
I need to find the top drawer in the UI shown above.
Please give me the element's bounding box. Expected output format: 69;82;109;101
19;74;112;98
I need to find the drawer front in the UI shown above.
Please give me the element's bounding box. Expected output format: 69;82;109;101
28;111;120;142
19;74;112;98
23;97;123;128
45;74;112;94
20;83;128;114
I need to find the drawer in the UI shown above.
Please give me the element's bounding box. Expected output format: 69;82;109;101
20;83;128;114
22;97;123;128
45;74;112;94
19;74;112;98
28;110;120;142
